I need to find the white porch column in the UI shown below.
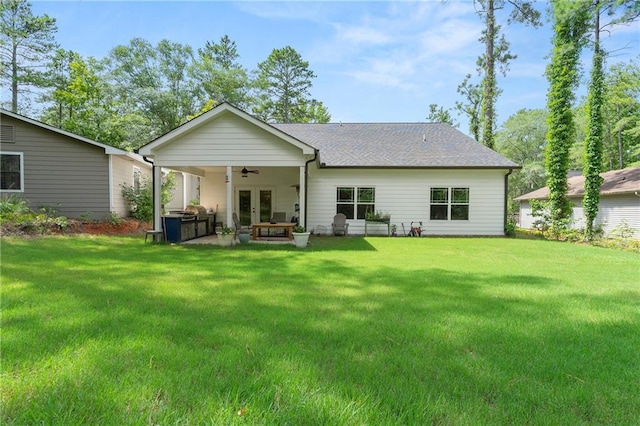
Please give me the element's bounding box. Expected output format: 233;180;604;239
226;166;233;228
299;166;306;228
153;165;162;231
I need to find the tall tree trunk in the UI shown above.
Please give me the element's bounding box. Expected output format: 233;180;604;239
617;104;623;168
482;0;496;150
583;0;604;238
11;44;18;113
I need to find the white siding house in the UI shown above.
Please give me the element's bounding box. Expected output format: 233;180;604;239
516;167;640;239
137;103;519;236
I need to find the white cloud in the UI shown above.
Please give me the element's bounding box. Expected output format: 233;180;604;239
334;23;393;45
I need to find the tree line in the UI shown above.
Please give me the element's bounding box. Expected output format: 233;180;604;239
1;1;330;150
2;0;639;236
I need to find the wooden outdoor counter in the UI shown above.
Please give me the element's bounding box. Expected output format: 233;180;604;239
252;223;295;240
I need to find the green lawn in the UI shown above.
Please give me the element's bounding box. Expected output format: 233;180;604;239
2;236;639;425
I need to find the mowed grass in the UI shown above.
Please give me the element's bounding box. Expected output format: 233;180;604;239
1;235;639;425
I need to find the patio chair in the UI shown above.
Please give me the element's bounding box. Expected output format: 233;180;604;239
232;212;242;239
271;211;287;223
332;213;349;236
270;211;287;236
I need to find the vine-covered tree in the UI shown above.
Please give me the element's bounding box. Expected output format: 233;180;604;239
255;46;327;123
583;0;639;237
472;0;541;149
545;0;590;232
583;1;605;238
0;0;58;113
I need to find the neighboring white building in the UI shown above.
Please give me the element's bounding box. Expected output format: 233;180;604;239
137;102;520;236
515;167;640;239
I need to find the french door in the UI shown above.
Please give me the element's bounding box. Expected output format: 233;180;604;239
236;187;274;226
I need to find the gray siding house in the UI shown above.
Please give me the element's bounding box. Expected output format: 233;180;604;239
138;103;520;236
0;109;151;219
515;166;640;239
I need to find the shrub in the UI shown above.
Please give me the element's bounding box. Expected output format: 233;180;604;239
121;172;175;222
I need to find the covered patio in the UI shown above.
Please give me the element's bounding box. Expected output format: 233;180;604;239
137;104;316;240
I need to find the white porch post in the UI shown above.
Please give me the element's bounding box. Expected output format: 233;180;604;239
226;166;233;228
299;166;306;228
153;165;162;231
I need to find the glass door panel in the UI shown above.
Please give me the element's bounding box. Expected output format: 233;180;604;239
238;190;252;226
259;190;272;222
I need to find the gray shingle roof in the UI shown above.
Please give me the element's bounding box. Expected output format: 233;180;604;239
272;122;519;168
515;166;640;200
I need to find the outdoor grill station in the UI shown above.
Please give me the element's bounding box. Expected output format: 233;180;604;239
163;205;217;243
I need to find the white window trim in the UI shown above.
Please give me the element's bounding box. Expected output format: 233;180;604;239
430;187;470;221
336;186;376;220
0;151;24;193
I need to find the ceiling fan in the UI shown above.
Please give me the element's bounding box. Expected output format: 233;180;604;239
239;167;259;177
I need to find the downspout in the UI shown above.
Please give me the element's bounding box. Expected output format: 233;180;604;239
142;156;158;230
304;150;318;227
504;168;513;235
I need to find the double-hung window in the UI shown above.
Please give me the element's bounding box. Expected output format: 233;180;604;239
430;187;469;220
0;152;24;192
336;187;375;219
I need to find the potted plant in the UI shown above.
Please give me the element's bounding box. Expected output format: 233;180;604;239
365;210;391;222
218;226;235;247
238;229;251;244
391;224;397;237
292;225;310;248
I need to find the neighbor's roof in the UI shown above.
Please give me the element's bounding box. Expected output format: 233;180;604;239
515;166;640;200
273;122;519;168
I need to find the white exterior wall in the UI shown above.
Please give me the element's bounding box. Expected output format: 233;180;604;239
518;194;639;239
598;195;639;238
153;113;305;167
200;167;300;228
306;166;508;236
111;155;151;217
166;172;200;211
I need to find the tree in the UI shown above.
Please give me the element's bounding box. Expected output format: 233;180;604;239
545;0;590;233
583;1;639;236
0;0;58;113
40;54;133;149
292;99;331;123
473;0;541;149
38;48;80;127
582;1;605;238
255;46;322;123
455;74;483;141
495;108;548;213
426;103;459;127
190;35;253;111
108;38;199;144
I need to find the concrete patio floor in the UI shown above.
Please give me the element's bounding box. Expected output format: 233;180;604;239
180;235;295;245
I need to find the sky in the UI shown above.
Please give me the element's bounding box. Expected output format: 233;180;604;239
30;0;640;136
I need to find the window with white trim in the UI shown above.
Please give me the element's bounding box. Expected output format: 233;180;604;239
430;187;469;220
336;186;375;219
0;152;23;192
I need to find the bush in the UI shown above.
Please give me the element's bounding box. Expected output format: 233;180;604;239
121;172;175;222
0;195;68;234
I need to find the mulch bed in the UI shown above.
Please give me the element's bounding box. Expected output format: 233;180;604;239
1;218;151;237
